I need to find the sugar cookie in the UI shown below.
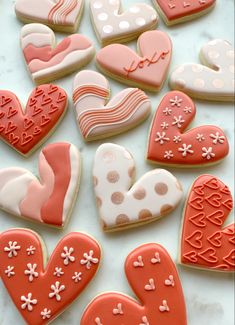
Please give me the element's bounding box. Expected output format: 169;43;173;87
0;228;101;324
93;143;183;232
147;91;229;167
73;70;151;141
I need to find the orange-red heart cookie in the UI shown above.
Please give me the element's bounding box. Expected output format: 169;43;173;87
147;91;229;167
0;85;67;156
0;229;101;324
81;243;187;325
180;175;234;272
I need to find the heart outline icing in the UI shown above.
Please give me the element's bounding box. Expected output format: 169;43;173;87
0;142;81;228
90;0;158;45
81;243;187;325
73;70;151;141
0;85;68;156
147;91;229;167
170;39;235;102
21;24;95;85
180;174;235;272
93;143;183;231
0;228;101;324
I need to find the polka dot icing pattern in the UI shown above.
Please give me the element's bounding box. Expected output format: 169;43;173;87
73;70;151;141
81;243;187;325
0;85;68;156
0;229;101;325
147;91;229;167
0;142;81;227
181;175;235;272
93;143;183;231
21;24;95;84
90;0;158;45
96;30;172;92
170;39;235;102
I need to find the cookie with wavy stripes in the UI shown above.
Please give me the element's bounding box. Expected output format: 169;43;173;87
0;142;81;228
15;0;84;33
73;70;151;141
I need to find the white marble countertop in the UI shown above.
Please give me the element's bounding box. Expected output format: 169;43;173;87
0;0;234;324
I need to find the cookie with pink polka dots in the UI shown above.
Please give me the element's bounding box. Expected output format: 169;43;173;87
93;143;183;232
170;39;235;102
90;0;158;46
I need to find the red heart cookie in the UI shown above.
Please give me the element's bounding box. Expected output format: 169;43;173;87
153;0;216;25
147;91;229;167
181;175;235;272
0;229;101;324
96;30;172;92
81;243;187;325
0;85;67;156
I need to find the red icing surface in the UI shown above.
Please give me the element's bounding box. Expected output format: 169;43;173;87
0;229;101;325
0;85;67;155
81;243;187;325
181;175;235;272
147;91;229;166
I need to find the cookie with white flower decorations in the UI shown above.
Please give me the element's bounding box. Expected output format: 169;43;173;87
93;143;183;231
90;0;158;46
0;229;101;325
147;91;229;167
170;39;235;102
81;243;187;325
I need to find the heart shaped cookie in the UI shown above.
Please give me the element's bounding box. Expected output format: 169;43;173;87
0;85;67;156
147;91;229;167
73;70;151;141
0;142;81;228
170;39;235;102
93;143;183;232
96;30;172;92
81;243;187;325
0;228;101;324
15;0;84;33
90;0;158;45
180;175;234;272
21;24;95;84
153;0;216;25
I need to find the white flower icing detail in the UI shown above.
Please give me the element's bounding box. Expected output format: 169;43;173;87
133;256;144;267
49;281;65;301
163;107;172;116
144;278;155;291
80;250;99;270
165;275;175;287
173;135;182;143
172;115;185;128
26;246;36;256
41;308;51;320
4;241;21;258
178;144;194;157
196;133;205;142
184;106;192;114
113;303;124;315
151;252;161;264
159;300;170;312
61;246;75;266
160;122;169;130
155;132;170;145
140;316;149;325
202;147;216;160
72;272;82;283
210;132;225;144
24;263;39;282
5;266;15;278
95;318;103;325
170;96;182;107
164;150;174;160
54;267;64;277
21;293;37;311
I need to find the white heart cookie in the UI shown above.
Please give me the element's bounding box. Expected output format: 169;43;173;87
90;0;158;45
170;39;235;102
93;143;183;231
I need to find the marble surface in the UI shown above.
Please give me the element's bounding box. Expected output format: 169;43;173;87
0;0;234;324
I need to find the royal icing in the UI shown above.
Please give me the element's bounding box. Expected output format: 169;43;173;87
0;85;67;155
73;70;151;141
21;24;95;84
170;39;235;102
96;30;172;92
93;143;183;231
153;0;216;25
15;0;84;33
81;243;187;325
147;91;229;166
0;229;101;324
0;142;81;227
181;175;235;272
90;0;158;45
